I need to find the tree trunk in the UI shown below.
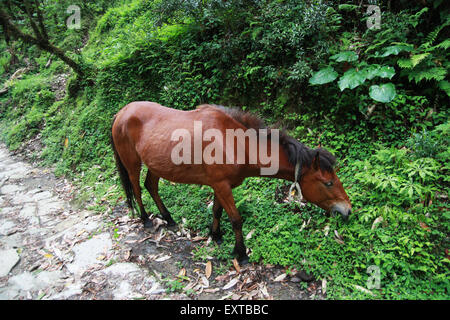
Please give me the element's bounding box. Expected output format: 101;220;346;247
0;8;85;78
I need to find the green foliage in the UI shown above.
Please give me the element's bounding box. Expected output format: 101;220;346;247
309;67;338;85
369;83;396;103
330;51;359;63
0;74;54;150
0;50;11;76
311;3;449;104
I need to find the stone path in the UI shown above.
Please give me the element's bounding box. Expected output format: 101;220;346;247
0;145;165;300
0;144;322;300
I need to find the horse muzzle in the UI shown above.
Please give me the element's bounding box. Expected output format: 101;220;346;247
331;203;352;221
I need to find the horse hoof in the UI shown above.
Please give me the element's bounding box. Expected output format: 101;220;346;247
166;220;177;229
210;231;223;244
238;255;250;266
212;235;223;245
143;220;153;230
298;270;314;282
166;219;177;227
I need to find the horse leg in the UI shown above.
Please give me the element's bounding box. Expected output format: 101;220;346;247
144;170;176;227
210;194;223;244
213;182;249;265
128;166;153;229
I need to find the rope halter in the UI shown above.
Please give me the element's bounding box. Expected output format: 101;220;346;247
288;160;304;202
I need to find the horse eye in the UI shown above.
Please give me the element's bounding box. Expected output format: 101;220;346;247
324;181;333;187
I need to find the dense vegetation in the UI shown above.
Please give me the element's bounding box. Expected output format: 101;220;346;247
0;0;448;299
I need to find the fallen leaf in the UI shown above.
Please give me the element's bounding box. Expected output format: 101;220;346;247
419;222;430;232
183;282;195;292
323;225;330;236
178;268;186;277
259;284;269;298
334;230;345;244
239;277;250;290
200;275;209;288
96;255;105;261
44;253;53;259
246;229;255;240
76;230;86;237
307;282;317;293
371;216;384;230
322;278;327;295
223;277;239;290
215;274;229;282
192;236;208;242
155;255;171;262
152;218;166;231
354;285;375;296
205;261;212;279
299;220;307;232
273;273;287;282
232;258;241;273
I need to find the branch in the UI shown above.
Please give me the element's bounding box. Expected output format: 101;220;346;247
0;8;84;77
34;0;49;41
0;8;41;47
23;0;45;41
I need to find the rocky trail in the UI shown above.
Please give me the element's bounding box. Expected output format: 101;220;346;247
0;144;322;300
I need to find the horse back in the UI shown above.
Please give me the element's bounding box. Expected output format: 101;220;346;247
112;101;249;186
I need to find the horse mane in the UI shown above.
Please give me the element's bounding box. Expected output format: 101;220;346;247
199;104;266;131
199;104;336;172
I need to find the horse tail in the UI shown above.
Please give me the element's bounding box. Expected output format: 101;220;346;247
110;115;136;213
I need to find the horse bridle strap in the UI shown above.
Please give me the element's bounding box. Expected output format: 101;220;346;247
288;160;304;202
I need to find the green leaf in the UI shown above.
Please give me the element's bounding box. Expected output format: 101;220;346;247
397;59;414;69
365;65;396;80
406;67;447;83
338;4;359;11
309;67;339;85
330;51;358;63
338;68;367;91
410;53;430;67
379;44;414;58
369;83;397;103
429;39;450;51
437;80;450;97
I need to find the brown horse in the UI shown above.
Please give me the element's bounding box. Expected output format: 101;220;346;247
111;101;352;265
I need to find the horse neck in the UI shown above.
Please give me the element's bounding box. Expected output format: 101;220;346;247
272;146;296;181
245;142;296;182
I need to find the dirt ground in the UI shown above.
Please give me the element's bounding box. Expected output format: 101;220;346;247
0;143;324;300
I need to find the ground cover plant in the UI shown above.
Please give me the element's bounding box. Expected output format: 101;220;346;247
0;0;448;299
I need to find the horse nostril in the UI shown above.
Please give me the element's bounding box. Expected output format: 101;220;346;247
348;209;352;216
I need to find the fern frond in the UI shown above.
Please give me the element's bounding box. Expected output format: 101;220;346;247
411;53;430;67
430;39;450;51
398;58;413;69
406;67;447;83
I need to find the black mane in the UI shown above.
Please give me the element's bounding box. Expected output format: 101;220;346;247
206;105;336;172
279;134;336;173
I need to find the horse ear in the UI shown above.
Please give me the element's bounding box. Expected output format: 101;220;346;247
313;150;320;170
